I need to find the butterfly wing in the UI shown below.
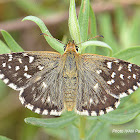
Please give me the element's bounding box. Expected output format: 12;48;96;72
0;52;64;115
75;54;140;116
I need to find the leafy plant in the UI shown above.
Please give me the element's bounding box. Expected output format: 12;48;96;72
0;0;140;140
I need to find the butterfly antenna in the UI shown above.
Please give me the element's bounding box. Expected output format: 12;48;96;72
40;33;65;44
76;35;104;45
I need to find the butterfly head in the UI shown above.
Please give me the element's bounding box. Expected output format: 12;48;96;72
64;40;78;53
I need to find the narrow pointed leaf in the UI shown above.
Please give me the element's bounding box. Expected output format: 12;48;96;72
81;41;112;56
113;46;140;60
78;0;89;41
25;113;78;128
22;16;64;54
1;30;24;52
0;40;11;54
69;0;81;44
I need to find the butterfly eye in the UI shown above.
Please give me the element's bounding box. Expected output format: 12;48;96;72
64;76;67;79
73;77;77;80
75;46;78;52
64;45;66;51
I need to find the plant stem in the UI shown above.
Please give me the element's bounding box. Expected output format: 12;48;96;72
79;116;86;139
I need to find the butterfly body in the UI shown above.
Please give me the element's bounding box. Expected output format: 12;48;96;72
62;41;79;111
0;41;140;116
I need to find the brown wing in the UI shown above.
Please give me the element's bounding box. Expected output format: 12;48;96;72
75;54;140;116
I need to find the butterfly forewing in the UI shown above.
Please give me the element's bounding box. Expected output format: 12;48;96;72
0;52;60;89
75;54;140;116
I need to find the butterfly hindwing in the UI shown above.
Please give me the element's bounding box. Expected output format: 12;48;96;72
19;66;64;116
75;54;140;116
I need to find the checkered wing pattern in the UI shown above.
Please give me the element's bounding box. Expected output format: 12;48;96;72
0;52;64;115
76;54;140;116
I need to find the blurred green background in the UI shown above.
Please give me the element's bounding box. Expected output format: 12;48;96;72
0;0;140;140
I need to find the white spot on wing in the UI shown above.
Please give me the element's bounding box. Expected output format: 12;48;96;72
29;56;34;63
42;110;48;115
19;96;25;104
96;70;102;74
91;111;97;116
8;65;12;69
133;74;136;79
111;72;116;78
0;74;4;79
41;97;45;103
120;74;124;80
76;110;89;116
50;110;61;116
24;65;28;71
38;65;44;70
137;82;140;87
114;100;120;108
109;93;119;99
2;62;6;67
99;110;104;115
8;54;13;61
43;82;47;88
18;58;22;63
106;106;114;113
25;103;34;111
114;60;119;63
107;62;112;69
46;96;51;103
8;83;18;90
128;89;133;94
116;85;120;89
24;73;32;79
128;76;131;79
34;108;41;114
107;79;115;85
119;92;128;98
19;89;25;104
15;66;20;71
3;78;9;84
133;85;138;90
93;83;98;90
128;64;132;72
118;65;123;71
89;98;93;104
23;53;28;56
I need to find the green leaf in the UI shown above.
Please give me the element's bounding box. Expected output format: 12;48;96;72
45;128;67;140
88;102;140;124
81;40;112;56
83;4;97;54
0;136;12;140
68;125;79;140
95;123;110;140
89;4;97;37
24;112;78;128
0;40;11;54
1;30;24;52
113;46;140;60
86;121;105;140
78;0;89;41
22;16;64;54
69;0;81;44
